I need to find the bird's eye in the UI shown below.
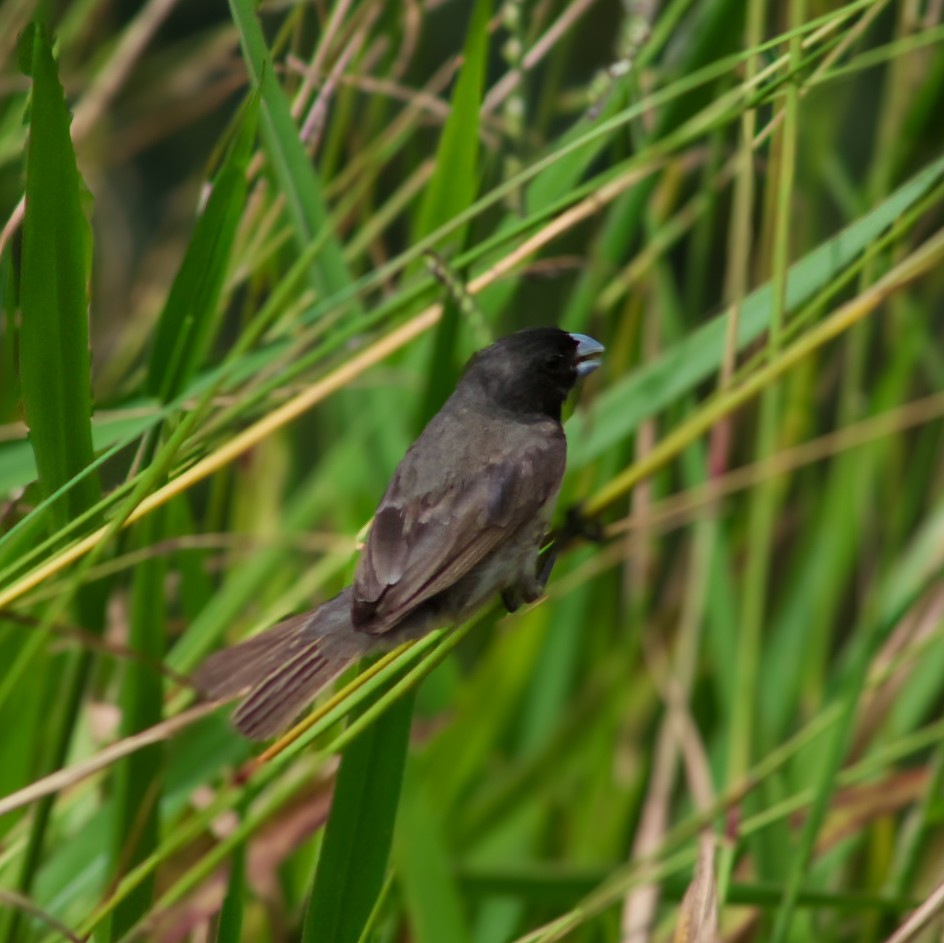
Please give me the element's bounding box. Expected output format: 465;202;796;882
543;352;565;368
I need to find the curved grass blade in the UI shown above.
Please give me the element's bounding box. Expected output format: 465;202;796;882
411;0;489;248
227;0;354;303
417;0;491;425
147;98;258;403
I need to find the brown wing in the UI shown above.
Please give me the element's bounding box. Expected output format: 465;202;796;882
353;432;565;634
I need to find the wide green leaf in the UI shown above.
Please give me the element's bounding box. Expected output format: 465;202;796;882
18;23;100;529
302;693;415;943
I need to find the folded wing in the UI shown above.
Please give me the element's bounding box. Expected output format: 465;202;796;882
353;433;565;634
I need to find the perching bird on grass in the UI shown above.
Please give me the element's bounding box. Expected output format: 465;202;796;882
195;327;604;740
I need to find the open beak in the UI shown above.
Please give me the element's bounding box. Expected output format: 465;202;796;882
570;333;605;378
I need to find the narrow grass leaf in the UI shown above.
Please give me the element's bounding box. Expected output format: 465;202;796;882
214;843;245;943
303;692;415;943
227;0;355;302
417;0;490;422
108;512;167;941
147;99;258;402
412;0;489;246
566;153;944;469
0;26;108;943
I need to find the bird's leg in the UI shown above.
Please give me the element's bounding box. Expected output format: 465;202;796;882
502;544;558;613
501;588;522;613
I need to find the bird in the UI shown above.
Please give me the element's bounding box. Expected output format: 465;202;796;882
194;327;604;740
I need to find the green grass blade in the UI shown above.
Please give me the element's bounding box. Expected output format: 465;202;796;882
302;693;415;943
17;22;100;529
147;99;257;403
417;0;490;425
214;843;245;943
107;512;166;941
0;26;108;943
566;152;944;469
227;0;354;302
412;0;489;247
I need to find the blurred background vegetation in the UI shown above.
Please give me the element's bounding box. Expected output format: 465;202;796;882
1;0;943;941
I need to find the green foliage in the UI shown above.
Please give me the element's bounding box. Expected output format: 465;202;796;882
0;3;943;943
303;693;414;943
18;22;99;529
412;0;491;246
228;0;354;300
147;100;258;403
1;27;109;943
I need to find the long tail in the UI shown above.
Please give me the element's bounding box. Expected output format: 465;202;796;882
193;588;370;741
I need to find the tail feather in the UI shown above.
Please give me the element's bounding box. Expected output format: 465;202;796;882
194;589;368;741
233;642;346;741
193;613;317;701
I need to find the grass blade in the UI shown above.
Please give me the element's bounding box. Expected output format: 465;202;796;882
1;23;106;943
147;99;257;403
17;23;99;529
411;0;490;247
227;0;354;302
107;512;166;941
302;693;414;943
567;152;944;470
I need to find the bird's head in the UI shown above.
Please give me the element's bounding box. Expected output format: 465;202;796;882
460;328;604;421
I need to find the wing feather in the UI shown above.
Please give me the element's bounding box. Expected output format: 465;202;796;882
353;430;564;633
